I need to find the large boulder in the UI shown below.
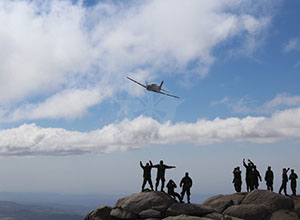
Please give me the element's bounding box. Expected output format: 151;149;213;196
204;212;245;220
241;190;294;212
166;203;215;217
110;207;139;219
202;193;246;213
139;209;162;219
223;204;270;220
292;196;300;217
162;215;210;220
84;206;117;220
111;191;176;218
270;209;299;220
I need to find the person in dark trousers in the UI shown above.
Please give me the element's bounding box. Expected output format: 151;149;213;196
252;165;262;189
243;158;255;192
140;161;154;191
232;167;242;192
166;179;182;202
265;166;274;191
153;160;176;191
180;172;193;203
289;169;298;196
279;168;290;196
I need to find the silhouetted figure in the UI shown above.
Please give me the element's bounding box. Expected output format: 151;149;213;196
140;161;154;191
252;166;262;189
279;168;290;196
166;179;182;202
265;166;274;191
243;159;254;192
153;160;176;191
289;169;298;196
180;172;193;203
232;167;242;192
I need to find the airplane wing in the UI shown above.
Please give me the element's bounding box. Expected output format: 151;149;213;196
158;91;180;99
127;77;147;89
161;88;170;93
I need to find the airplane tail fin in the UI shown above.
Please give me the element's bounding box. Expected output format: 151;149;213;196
159;81;164;90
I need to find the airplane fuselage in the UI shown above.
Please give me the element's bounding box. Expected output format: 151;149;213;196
146;84;160;92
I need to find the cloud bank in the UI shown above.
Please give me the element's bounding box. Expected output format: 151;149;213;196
230;93;300;114
1;107;300;156
0;0;274;121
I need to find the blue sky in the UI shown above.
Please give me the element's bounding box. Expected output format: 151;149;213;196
0;0;300;196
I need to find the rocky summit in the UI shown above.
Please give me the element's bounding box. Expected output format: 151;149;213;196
85;189;300;220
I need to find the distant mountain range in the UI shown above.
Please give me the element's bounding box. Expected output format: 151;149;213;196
0;191;128;220
0;201;82;220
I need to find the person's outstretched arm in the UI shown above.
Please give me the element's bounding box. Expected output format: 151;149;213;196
149;160;153;167
140;161;144;168
243;159;247;168
165;165;176;169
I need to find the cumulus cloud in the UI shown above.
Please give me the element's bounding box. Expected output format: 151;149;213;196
0;88;104;122
1;107;300;156
230;93;300;114
0;0;274;121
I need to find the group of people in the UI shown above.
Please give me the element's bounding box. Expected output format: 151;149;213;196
232;159;298;196
140;160;193;203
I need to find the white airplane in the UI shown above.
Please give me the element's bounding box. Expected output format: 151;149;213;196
127;76;179;99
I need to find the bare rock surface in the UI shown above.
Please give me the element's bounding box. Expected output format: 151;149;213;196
84;206;117;220
139;209;162;219
241;189;294;212
202;193;246;213
110;207;139;219
113;190;176;215
162;215;210;220
223;204;270;220
292;196;300;217
166;203;215;217
270;209;299;220
204;212;245;220
85;190;300;220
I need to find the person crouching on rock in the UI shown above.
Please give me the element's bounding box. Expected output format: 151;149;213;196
180;172;193;203
166;179;182;202
232;167;242;192
279;168;290;196
140;161;154;191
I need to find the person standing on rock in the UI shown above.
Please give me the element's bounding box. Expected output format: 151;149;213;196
232;167;242;192
140;161;154;191
180;172;193;203
264;166;274;191
243;158;255;192
166;179;182;202
153;160;176;191
279;168;290;196
289;169;298;196
252;165;262;189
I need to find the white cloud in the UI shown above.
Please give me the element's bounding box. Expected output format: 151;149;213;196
0;0;275;121
1;107;300;156
284;37;300;52
211;97;229;106
0;88;104;122
231;93;300;114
